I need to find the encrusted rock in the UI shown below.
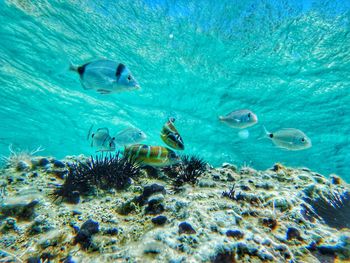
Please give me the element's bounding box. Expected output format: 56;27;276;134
178;222;196;234
0;194;41;220
152;215;167;225
74;219;100;249
226;229;244;239
286;227;303;241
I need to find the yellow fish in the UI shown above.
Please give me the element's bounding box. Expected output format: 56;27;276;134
160;117;184;150
124;144;180;167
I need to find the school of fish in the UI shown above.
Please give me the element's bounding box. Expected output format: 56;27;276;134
71;59;312;167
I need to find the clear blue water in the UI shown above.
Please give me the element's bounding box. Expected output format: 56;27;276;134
0;0;349;180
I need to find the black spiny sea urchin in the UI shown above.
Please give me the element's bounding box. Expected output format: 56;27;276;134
53;152;140;202
303;191;350;229
162;155;207;190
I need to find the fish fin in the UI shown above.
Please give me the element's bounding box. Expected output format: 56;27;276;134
87;124;94;140
97;89;112;94
116;63;126;80
234;119;241;123
96;128;110;135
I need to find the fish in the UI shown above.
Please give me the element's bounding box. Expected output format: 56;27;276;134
114;127;147;147
124;144;181;167
263;127;312;151
219;109;258;129
70;60;140;94
160;117;184;150
88;126;116;152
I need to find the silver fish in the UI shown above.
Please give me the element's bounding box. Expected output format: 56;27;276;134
88;127;116;152
219;109;258;129
70;60;140;94
263;127;312;151
114;127;147;147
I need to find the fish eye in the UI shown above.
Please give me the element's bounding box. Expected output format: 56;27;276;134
127;75;132;81
247;113;251;119
301;138;305;142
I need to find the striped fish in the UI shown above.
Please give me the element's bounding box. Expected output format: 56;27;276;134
160;117;184;150
124;144;180;167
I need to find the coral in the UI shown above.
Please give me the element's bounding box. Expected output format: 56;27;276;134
53;153;140;202
303;191;350;229
163;155;207;190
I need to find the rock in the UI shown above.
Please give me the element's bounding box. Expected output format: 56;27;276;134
16;161;30;171
51;169;68;179
178;222;196;234
72;210;82;216
198;179;216;188
286;227;303;241
330;174;341;185
144;241;162;254
222;163;237;172
145;196;165;215
152;215;167;225
226;229;244;239
1;217;18;232
38;158;50;166
53;160;66;168
74;219;99;249
28;215;54;235
67;191;80;204
212;173;221;181
0;194;40;220
117;200;137;215
262;218;277;230
38;229;67;249
104;227;119;235
136;184;166;205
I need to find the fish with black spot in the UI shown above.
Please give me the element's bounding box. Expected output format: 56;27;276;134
70;60;140;94
160;117;184;150
87;126;115;152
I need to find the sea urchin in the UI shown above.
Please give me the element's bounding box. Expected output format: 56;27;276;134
53;152;140;203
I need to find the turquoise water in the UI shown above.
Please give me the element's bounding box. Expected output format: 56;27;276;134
0;0;349;180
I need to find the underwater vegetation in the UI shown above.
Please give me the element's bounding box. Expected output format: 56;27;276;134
303;191;350;230
53;153;140;203
162;155;207;190
1;144;45;171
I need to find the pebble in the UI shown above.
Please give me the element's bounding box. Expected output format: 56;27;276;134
152;215;167;225
178;222;196;234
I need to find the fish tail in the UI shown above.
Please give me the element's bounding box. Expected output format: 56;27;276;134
69;63;78;72
258;126;271;140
